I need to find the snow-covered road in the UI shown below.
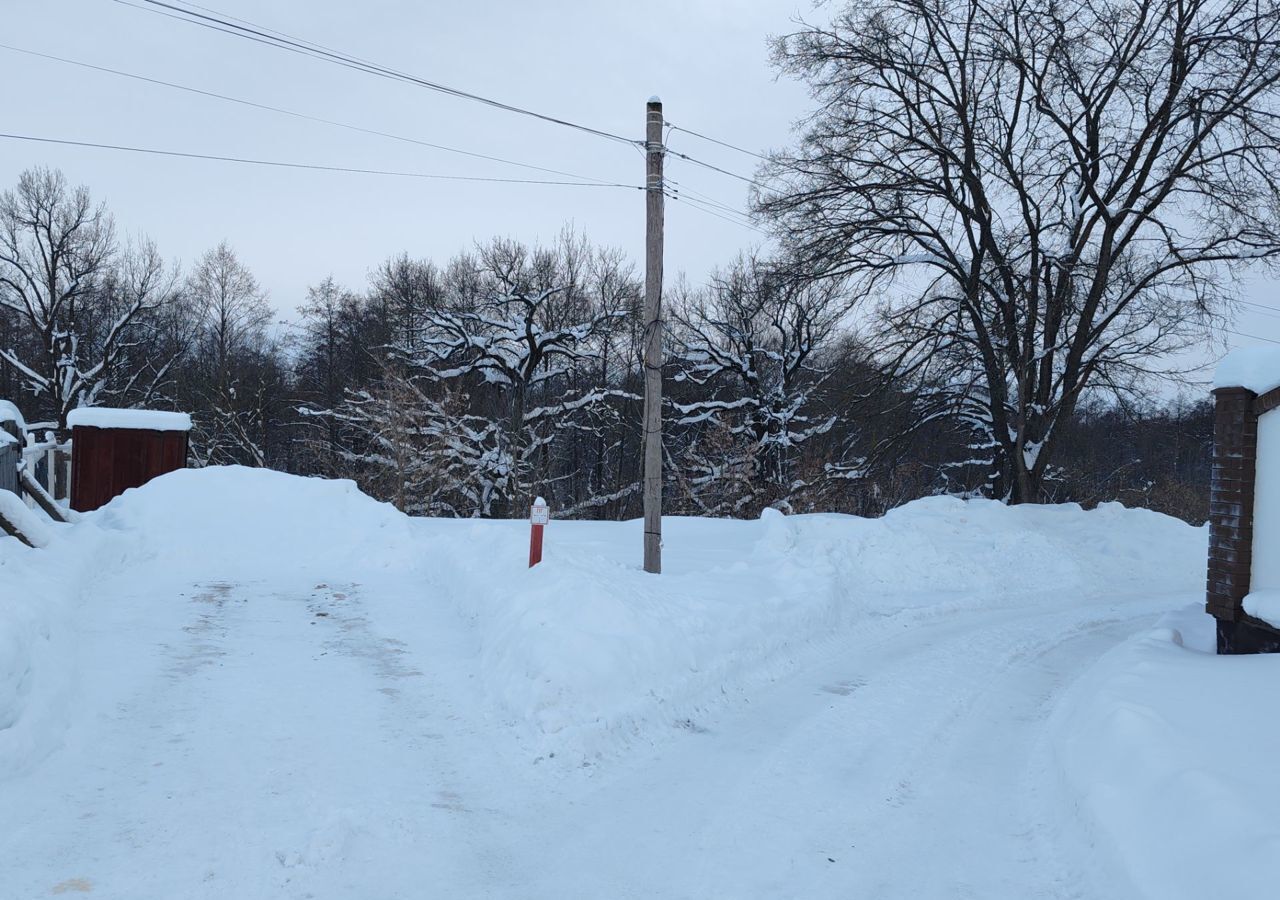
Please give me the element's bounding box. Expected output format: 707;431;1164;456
511;599;1171;900
4;576;1173;897
4;573;519;898
6;467;1261;898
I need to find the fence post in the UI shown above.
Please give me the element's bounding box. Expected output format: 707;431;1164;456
47;443;60;499
56;443;71;503
0;418;20;499
529;496;549;567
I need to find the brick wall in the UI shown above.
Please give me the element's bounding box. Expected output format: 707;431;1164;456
1206;387;1258;622
1207;385;1280;653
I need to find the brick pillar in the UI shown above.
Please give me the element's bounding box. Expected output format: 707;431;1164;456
1207;386;1280;653
1207;387;1258;623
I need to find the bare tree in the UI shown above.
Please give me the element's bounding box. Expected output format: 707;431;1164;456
293;275;365;472
188;242;270;390
0;168;177;433
185;241;276;465
670;254;857;514
369;253;445;349
761;0;1280;501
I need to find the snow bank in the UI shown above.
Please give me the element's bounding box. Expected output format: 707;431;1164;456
66;407;192;432
1243;589;1280;627
1;467;1208;780
1053;604;1280;899
1;467;417;777
418;495;1206;760
785;497;1200;608
1214;346;1280;394
92;466;419;580
0;512;107;777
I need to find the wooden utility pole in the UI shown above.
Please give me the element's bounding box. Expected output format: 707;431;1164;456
643;97;665;574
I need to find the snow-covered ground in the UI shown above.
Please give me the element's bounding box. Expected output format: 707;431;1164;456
1;467;1273;898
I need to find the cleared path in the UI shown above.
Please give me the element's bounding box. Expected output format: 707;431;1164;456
1;566;1173;899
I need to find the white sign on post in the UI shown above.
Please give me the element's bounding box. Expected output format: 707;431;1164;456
530;497;550;526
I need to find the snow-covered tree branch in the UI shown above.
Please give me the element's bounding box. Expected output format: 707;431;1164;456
0;168;178;434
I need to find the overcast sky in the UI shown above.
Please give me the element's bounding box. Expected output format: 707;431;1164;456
1;0;804;309
2;0;1276;387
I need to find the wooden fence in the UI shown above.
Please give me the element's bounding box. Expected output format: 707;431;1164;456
2;420;71;505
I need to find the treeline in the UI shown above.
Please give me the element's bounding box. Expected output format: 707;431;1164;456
0;168;1213;522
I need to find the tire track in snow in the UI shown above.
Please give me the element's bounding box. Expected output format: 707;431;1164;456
1;576;513;899
493;598;1169;899
827;611;1139;900
278;580;525;895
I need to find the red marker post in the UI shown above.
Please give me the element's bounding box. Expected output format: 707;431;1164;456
529;496;549;567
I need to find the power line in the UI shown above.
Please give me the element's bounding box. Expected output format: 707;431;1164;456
682;201;763;232
166;0;342;53
668;193;767;233
666;147;760;186
665;123;770;162
682;202;759;232
668;190;760;231
116;0;797;208
666;178;758;224
0;132;645;189
112;0;642;148
1225;328;1280;346
0;44;624;186
1238;304;1280;323
1239;298;1280;316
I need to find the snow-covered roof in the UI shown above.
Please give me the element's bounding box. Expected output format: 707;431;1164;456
1214;347;1280;395
0;399;24;429
67;408;193;433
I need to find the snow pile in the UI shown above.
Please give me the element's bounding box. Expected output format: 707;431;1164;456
1214;346;1280;394
1244;589;1280;626
2;468;420;776
1053;605;1280;899
781;497;1199;610
93;467;419;581
9;464;1272;898
0;511;98;776
1;468;1209;779
66;407;192;432
418;495;1205;759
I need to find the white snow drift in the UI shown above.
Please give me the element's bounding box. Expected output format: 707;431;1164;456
2;466;1273;899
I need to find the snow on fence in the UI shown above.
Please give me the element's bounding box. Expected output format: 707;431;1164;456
0;404;67;502
1207;348;1280;653
0;404;68;544
21;431;71;501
